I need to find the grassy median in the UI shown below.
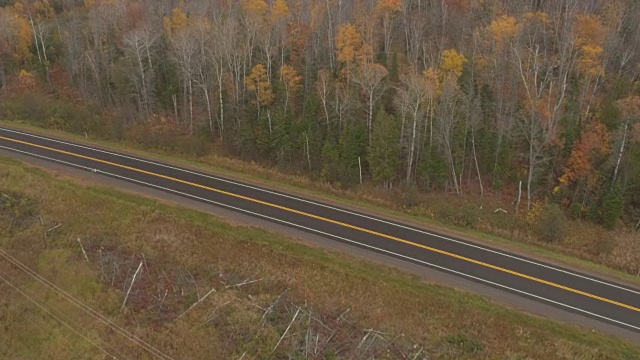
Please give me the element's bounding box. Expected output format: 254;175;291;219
1;156;639;359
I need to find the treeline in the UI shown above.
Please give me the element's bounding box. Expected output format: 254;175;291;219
1;0;640;227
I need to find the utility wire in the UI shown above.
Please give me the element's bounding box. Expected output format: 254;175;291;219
0;249;174;360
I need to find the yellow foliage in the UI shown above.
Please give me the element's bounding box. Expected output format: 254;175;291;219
489;15;519;47
523;11;551;26
246;64;274;107
33;0;53;19
336;23;363;66
575;14;606;48
17;69;37;91
375;0;402;15
271;0;290;23
0;7;32;63
440;49;467;78
280;64;302;93
163;7;189;35
579;45;604;77
526;201;543;224
243;0;269;19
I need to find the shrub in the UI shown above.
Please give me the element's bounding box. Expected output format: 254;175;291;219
535;203;567;243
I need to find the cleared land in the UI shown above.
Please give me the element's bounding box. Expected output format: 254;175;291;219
1;156;639;359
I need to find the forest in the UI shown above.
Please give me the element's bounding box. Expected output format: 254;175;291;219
1;0;640;228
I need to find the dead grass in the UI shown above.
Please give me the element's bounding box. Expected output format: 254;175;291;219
0;156;639;359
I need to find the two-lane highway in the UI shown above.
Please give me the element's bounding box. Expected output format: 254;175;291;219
1;126;639;337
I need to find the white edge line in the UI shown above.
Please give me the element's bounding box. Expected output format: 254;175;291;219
2;127;640;297
2;144;638;333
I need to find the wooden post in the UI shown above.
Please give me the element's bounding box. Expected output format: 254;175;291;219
358;156;363;184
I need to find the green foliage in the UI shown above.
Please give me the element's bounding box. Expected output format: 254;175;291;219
535;203;567;243
340;124;367;186
419;151;448;189
368;110;400;187
321;138;342;185
601;186;624;230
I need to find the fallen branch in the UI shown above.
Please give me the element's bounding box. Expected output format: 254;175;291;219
225;278;263;289
494;208;507;214
45;223;62;236
337;308;350;323
177;286;217;320
121;261;143;309
635;218;640;231
272;308;300;353
262;290;287;320
204;301;231;325
77;238;89;263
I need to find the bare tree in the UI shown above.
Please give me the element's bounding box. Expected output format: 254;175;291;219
352;63;388;144
122;25;158;117
397;70;430;184
168;29;198;135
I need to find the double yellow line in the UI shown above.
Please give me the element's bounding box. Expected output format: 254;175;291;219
2;134;639;314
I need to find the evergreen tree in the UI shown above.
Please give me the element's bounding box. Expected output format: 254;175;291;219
368;110;400;189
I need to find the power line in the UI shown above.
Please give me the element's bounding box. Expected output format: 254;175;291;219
0;273;120;359
0;249;174;360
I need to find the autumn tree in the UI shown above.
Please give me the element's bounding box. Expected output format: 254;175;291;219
279;64;302;116
374;0;402;61
336;23;364;79
0;5;32;89
246;63;275;132
558;120;611;212
513;11;571;210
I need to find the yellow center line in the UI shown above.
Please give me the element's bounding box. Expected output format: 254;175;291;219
3;135;640;313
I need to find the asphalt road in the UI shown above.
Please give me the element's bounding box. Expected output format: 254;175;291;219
1;126;640;339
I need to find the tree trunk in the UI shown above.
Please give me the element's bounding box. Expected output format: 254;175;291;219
612;121;629;187
472;129;484;196
406;106;419;183
217;70;224;141
188;79;194;136
203;86;214;140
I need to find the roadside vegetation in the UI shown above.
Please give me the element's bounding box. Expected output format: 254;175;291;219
1;156;640;359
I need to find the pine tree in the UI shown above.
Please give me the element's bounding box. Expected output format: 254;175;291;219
368;110;400;189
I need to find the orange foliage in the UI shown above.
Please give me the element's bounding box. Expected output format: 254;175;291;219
559;121;611;187
17;69;38;91
375;0;402;15
163;7;189;35
575;15;606;48
488;15;519;47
